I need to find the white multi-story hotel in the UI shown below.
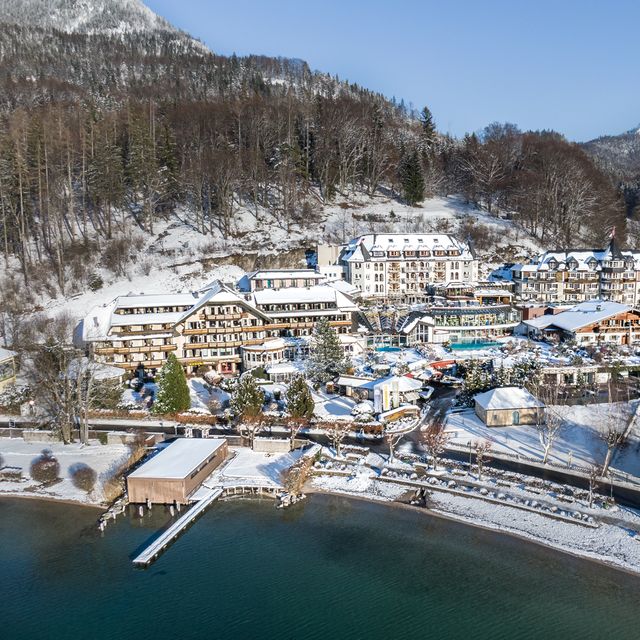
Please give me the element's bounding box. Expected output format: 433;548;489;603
339;233;478;301
512;238;640;306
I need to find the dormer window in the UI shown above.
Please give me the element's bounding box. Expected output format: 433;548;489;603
548;259;557;269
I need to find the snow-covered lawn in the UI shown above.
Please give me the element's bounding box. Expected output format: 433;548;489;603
445;403;640;478
311;471;408;501
206;446;306;489
0;438;131;505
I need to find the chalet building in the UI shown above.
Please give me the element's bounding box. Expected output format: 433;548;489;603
519;300;640;345
240;269;324;292
81;282;358;376
0;348;17;392
340;233;479;301
511;238;640;306
474;387;545;427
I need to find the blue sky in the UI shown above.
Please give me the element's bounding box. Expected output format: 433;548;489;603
145;0;639;141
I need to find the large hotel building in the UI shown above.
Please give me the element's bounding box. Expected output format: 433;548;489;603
339;233;479;301
512;238;640;306
81;282;358;376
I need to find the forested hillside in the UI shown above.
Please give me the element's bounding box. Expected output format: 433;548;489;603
582;126;640;219
0;0;629;307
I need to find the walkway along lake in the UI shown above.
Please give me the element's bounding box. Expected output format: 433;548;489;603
1;494;639;640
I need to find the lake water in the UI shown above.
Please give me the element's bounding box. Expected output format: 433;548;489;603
1;495;639;640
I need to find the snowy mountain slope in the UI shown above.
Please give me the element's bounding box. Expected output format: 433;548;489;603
582;125;640;177
0;0;185;37
36;194;542;326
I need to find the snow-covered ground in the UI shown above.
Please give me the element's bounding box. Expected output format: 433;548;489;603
204;446;306;489
445;403;640;478
26;193;541;325
0;438;131;505
311;471;409;501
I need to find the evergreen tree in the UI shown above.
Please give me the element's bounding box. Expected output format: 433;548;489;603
399;149;425;206
307;317;349;385
286;374;315;419
419;106;437;147
231;372;265;420
152;353;190;414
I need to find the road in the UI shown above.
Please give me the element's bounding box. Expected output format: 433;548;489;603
401;385;459;456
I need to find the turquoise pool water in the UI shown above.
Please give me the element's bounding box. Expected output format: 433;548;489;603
449;340;501;350
375;346;401;352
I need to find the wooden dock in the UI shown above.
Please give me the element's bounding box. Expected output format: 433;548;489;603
132;487;223;567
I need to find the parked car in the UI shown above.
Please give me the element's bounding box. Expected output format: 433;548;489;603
419;386;435;401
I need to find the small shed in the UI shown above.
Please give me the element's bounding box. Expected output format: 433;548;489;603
127;438;228;505
474;387;545;427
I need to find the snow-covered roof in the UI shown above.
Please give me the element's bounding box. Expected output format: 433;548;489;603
67;357;127;381
363;375;423;392
474;387;545;411
114;292;200;308
251;285;358;311
324;279;361;296
0;347;17;361
342;233;473;262
474;288;513;297
523;300;631;333
248;269;323;280
336;375;375;387
265;362;301;374
110;312;183;326
242;338;288;352
128;439;227;480
525;241;640;273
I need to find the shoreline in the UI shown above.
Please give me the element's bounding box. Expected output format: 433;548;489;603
306;486;640;579
0;491;105;511
3;478;639;579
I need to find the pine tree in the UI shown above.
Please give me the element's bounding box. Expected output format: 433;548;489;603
419;106;436;147
307;317;349;385
286;374;315;419
231;372;265;420
399;149;425;206
152;353;190;414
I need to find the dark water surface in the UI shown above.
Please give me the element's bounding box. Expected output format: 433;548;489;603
1;495;639;640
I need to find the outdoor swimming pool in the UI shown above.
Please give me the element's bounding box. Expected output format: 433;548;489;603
449;339;501;350
375;346;402;352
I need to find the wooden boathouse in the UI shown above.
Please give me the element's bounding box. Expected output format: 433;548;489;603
127;438;228;505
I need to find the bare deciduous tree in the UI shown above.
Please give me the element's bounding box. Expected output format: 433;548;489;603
598;402;632;476
474;440;493;480
587;463;603;508
422;423;449;471
537;407;566;465
21;314;104;444
325;421;351;458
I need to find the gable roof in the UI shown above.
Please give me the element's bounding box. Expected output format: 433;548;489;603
523;300;632;333
474;387;544;411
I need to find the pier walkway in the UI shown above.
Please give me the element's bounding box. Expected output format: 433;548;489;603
133;487;223;567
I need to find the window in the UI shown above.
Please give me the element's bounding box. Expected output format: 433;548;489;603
512;411;520;425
